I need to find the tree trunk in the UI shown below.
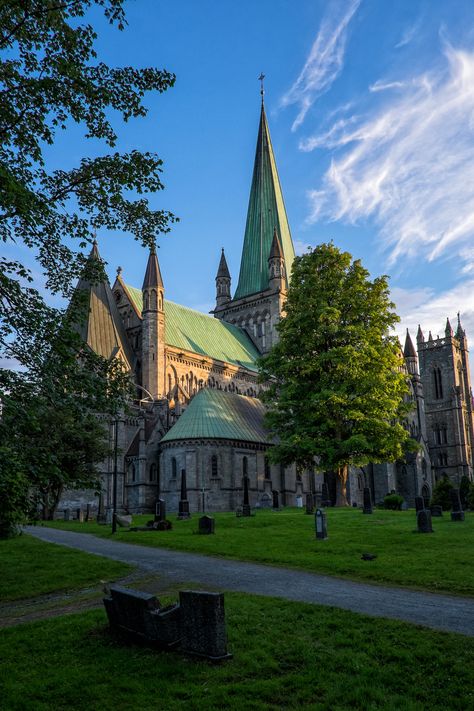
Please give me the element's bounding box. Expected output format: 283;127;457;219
335;465;349;506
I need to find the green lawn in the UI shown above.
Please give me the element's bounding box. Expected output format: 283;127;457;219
0;534;132;602
1;593;473;710
45;508;474;597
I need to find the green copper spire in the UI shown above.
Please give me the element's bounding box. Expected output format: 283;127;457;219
234;102;295;300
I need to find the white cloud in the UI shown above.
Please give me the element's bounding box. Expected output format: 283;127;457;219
280;0;361;131
303;43;474;269
392;282;474;346
293;238;314;256
395;19;421;49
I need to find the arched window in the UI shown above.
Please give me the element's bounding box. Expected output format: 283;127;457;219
211;455;218;477
149;463;156;482
264;456;271;479
242;456;248;476
433;367;443;399
171;457;177;478
129;463;136;483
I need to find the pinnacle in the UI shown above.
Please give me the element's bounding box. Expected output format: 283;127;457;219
403;329;417;359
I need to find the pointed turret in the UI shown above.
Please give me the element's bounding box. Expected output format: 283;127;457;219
234;101;295;300
141;246;165;399
445;317;453;338
404;329;418;376
417;325;424;344
428;331;433;342
456;312;465;340
215;248;231;309
268;227;286;291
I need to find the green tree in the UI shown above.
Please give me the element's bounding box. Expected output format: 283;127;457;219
430;475;454;511
259;243;414;506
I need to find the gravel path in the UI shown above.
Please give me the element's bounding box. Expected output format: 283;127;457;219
26;526;474;637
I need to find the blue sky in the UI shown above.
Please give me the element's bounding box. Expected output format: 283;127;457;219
10;0;474;342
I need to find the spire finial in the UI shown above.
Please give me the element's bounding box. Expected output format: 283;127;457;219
116;266;122;276
258;72;265;103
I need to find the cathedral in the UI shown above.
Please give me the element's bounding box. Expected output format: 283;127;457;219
68;97;474;517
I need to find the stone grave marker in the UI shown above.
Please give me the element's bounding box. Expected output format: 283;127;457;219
242;475;251;517
272;490;279;509
198;515;215;535
77;508;84;523
414;496;425;513
315;508;328;540
155;498;166;522
259;492;272;509
296;494;303;508
430;505;443;517
417;508;433;533
362;487;373;514
116;514;132;527
179;590;232;661
85;503;91;522
178;469;191;520
63;508;70;521
105;508;113;525
450;488;465;522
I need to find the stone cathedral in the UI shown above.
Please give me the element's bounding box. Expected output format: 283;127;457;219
68;98;474;516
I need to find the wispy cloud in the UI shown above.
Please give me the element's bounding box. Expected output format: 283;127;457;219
392;282;474;345
395;19;421;49
303;42;474;269
280;0;361;131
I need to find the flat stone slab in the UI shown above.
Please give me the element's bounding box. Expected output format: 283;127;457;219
25;526;474;637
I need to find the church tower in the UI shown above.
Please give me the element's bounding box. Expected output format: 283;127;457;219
141;246;166;400
214;86;295;354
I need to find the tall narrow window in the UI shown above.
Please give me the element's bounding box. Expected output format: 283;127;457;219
264;456;271;479
171;457;177;478
242;456;248;476
433;368;443;399
211;455;218;477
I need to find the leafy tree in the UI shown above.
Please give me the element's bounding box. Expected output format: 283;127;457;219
430;474;454;511
0;0;176;373
260;243;414;506
459;475;471;509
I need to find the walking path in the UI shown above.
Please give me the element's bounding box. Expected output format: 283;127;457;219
26;526;474;637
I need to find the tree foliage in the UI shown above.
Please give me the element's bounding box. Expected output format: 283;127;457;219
430;474;454;511
259;243;414;505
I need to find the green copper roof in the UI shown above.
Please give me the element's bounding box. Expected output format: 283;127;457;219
161;389;268;443
234;103;295;300
125;285;259;371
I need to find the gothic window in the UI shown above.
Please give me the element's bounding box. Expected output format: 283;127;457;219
264;456;271;479
168;374;172;394
129;463;136;483
171;457;177;478
149;463;156;482
211;455;218;478
242;456;248;477
159;294;163;310
150;289;157;310
433;367;443;399
422;459;427;479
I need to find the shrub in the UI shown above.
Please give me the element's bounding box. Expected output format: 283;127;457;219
430;475;454;511
460;476;471;509
384;494;404;510
467;483;474;511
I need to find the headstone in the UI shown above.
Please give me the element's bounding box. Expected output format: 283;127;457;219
305;494;315;515
85;503;91;522
116;514;132;528
362;487;373;515
198;515;215;535
242;475;251;517
106;508;113;525
315;508;328;540
450;488;464;521
63;508;70;521
417;509;433;533
77;508;84;523
321;482;331;507
259;492;272;509
179;590;232;661
97;493;107;524
272;490;279;509
430;505;443;517
178;470;190;520
155;498;166;522
401;501;408;511
414;496;425;513
296;495;303;508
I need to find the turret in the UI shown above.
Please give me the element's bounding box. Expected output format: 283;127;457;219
403;329;418;376
215;248;231;309
268;227;286;291
141;245;165;400
445;318;453;338
417;324;424;344
456;312;466;344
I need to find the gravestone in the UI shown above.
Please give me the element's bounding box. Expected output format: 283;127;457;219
63;508;70;522
116;514;132;528
179;590;232;661
106;508;113;525
178;469;190;520
155;498;166;522
198;515;215;535
430;505;443;517
242;475;251;517
450;488;465;522
305;494;315;515
85;503;91;522
315;508;328;540
272;490;279;509
362;487;373;515
417;509;433;533
296;495;303;508
414;496;425;513
259;492;272;509
96;492;107;524
321;482;331;507
77;508;84;523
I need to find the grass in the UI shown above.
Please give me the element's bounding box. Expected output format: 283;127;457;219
45;508;474;597
1;593;474;710
0;534;132;602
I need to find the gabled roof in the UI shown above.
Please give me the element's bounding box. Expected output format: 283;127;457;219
125;285;260;371
234;103;295;300
74;245;135;370
161;389;268;444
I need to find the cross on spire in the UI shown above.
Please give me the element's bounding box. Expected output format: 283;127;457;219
258;72;265;102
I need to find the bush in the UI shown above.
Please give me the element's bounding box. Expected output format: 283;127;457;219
384;494;404;510
467;483;474;511
460;476;471;509
430;475;454;511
